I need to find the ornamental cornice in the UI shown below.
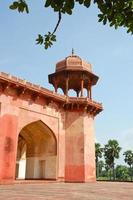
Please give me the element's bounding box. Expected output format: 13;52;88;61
0;72;103;116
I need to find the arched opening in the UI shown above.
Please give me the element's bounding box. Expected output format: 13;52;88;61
15;120;57;180
57;87;64;95
84;88;88;97
79;88;87;97
68;89;77;97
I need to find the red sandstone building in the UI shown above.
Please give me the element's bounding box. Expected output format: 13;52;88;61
0;53;102;183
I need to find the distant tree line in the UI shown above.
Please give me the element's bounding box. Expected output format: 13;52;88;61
95;140;133;181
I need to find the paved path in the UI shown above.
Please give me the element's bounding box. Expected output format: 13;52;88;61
0;181;133;200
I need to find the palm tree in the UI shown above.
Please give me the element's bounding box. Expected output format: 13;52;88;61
104;161;110;180
123;150;133;181
104;140;121;180
98;160;104;177
95;143;103;178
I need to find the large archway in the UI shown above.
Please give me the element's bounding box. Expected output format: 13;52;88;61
15;120;57;180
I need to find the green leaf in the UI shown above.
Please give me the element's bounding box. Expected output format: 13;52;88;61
103;16;107;25
36;34;44;45
18;4;24;12
98;13;104;22
76;0;84;5
70;0;75;9
51;34;56;41
9;0;29;13
84;0;91;8
25;4;29;13
66;8;72;15
9;2;19;10
45;43;49;49
54;7;60;12
45;0;52;8
43;32;57;49
110;22;114;27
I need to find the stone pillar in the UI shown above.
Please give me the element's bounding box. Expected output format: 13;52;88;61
87;83;92;99
76;91;79;98
65;111;84;182
0;114;18;182
87;85;90;98
83;115;96;182
0;116;4;181
90;86;92;99
54;81;58;93
57;115;65;182
80;79;84;97
65;111;96;182
65;76;69;96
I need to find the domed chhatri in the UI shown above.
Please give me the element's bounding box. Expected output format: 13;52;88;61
49;53;99;98
56;54;92;72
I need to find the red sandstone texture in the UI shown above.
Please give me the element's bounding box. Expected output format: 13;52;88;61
0;54;103;183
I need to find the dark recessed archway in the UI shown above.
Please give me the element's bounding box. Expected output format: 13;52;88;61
15;120;57;180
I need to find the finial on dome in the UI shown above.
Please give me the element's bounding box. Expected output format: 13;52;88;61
72;48;74;56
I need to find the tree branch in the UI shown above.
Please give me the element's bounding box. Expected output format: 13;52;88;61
52;11;62;35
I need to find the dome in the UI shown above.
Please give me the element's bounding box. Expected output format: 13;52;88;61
56;55;92;72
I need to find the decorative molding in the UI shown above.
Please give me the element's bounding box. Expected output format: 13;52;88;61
0;72;103;117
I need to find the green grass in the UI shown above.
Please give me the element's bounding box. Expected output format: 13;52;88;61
97;176;133;182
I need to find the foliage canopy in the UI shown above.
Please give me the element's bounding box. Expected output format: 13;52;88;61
104;139;121;168
123;150;133;167
9;1;133;49
95;143;103;163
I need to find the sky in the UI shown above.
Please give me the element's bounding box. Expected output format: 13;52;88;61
0;1;133;165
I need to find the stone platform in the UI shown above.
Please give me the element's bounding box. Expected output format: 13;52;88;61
0;181;133;200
